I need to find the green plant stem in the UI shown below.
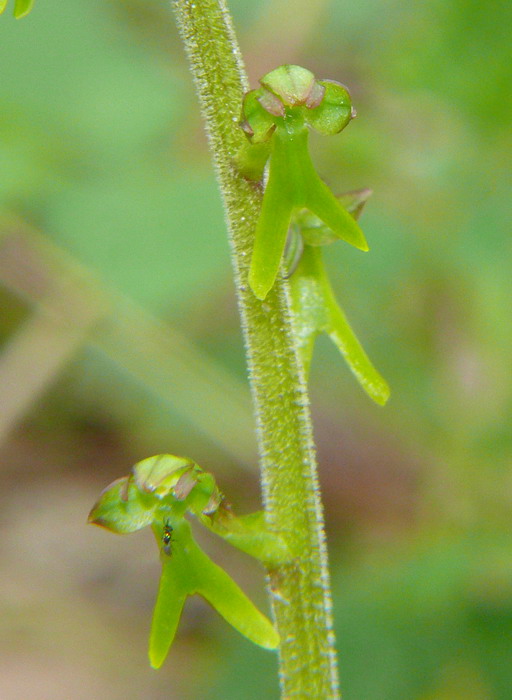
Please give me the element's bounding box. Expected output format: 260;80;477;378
171;1;339;696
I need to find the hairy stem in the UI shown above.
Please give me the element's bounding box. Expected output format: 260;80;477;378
171;1;339;696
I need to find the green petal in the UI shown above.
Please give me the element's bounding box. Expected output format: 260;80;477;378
257;88;285;117
184;469;220;515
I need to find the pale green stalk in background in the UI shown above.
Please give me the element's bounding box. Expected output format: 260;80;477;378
171;1;340;697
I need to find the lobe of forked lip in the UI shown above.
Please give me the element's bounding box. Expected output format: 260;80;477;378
248;214;369;300
346;212;369;251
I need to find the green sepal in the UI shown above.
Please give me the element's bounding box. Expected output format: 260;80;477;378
290;245;390;405
201;509;291;567
88;475;156;534
240;89;277;144
132;454;197;497
305;80;354;135
149;519;279;669
260;65;318;107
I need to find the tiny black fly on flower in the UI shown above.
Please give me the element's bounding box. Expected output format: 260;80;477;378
162;519;174;556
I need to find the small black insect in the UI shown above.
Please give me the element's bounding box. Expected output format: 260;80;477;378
162;519;174;556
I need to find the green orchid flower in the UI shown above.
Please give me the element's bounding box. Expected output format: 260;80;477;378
239;64;368;300
88;455;288;668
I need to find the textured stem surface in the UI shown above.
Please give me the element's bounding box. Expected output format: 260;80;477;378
171;1;339;696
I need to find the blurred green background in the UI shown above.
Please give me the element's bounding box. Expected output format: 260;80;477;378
1;0;511;698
